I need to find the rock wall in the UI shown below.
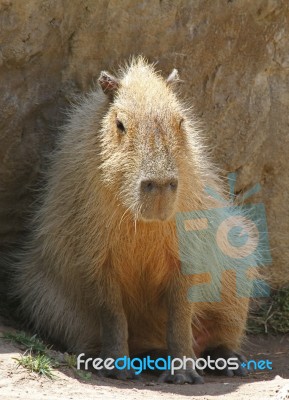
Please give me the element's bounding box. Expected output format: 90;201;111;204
0;0;288;286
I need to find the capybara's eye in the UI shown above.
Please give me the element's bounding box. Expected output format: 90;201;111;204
116;119;126;133
179;118;184;129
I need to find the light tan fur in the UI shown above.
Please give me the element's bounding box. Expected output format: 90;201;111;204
13;57;256;382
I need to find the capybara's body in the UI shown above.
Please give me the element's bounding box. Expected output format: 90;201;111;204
13;57;256;383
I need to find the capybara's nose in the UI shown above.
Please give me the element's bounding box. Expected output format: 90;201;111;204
140;177;178;194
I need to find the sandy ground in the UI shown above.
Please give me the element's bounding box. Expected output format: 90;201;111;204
0;323;289;400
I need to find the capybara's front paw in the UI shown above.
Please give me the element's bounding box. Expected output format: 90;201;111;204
158;368;204;385
202;345;248;377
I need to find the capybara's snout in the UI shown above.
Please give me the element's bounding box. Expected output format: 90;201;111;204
138;174;179;221
140;176;178;194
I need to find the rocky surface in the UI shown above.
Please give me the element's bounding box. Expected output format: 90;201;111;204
0;0;288;285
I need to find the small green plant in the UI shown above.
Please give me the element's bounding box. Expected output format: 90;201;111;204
64;353;77;368
3;331;47;353
63;353;92;380
14;352;55;379
248;288;289;334
3;331;55;378
3;330;91;380
74;370;92;381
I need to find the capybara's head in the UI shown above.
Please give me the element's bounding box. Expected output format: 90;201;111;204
98;57;199;222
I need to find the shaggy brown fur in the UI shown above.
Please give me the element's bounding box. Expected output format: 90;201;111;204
12;57;257;384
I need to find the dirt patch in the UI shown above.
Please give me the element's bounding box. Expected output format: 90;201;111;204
0;323;289;400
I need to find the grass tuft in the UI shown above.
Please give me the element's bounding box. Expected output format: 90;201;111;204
2;330;90;380
3;331;55;379
14;352;55;379
64;353;77;368
248;288;289;334
3;331;47;353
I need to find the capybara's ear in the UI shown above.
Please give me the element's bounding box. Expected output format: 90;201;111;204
98;71;119;96
166;68;179;84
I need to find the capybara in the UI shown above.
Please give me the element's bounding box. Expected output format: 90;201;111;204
12;57;258;384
